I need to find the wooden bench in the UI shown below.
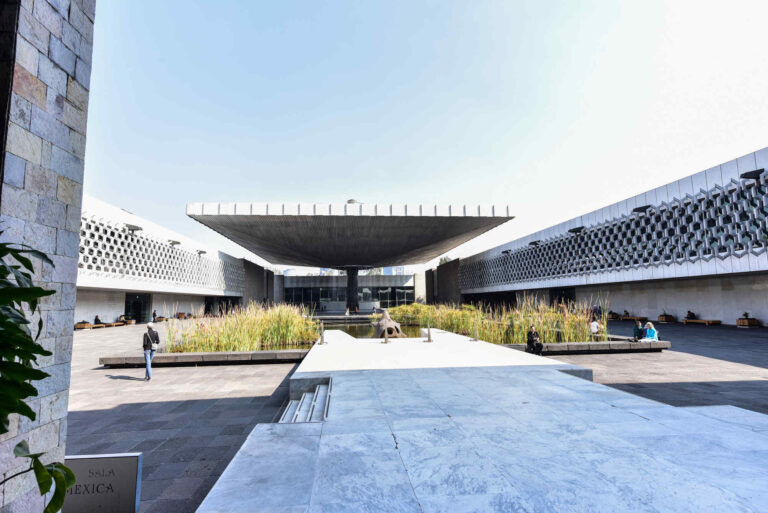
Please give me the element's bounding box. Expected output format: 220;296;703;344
92;323;106;329
105;322;124;327
74;322;92;330
621;316;648;322
682;319;721;326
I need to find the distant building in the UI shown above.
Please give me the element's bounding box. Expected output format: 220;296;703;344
74;196;281;323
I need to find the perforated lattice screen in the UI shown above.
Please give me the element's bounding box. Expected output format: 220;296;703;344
78;216;245;292
459;176;768;290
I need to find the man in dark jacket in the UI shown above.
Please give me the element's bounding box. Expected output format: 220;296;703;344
526;326;543;355
633;321;645;342
142;323;160;382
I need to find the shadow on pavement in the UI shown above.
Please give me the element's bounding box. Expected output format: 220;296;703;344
607;320;768;370
610;380;768;415
106;374;146;381
68;365;297;513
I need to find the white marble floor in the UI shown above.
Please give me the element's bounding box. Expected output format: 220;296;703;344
196;337;768;513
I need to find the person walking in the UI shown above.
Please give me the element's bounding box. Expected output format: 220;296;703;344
143;322;160;382
526;325;543;355
152;309;157;322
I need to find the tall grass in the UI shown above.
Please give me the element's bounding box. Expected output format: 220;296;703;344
165;303;319;352
385;296;608;344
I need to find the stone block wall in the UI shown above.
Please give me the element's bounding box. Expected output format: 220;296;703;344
72;288;122;325
574;273;768;325
0;0;95;511
435;259;461;305
242;259;267;305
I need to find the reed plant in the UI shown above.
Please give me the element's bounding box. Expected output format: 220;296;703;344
385;296;609;344
165;303;319;352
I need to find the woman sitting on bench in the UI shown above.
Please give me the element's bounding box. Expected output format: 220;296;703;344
640;322;658;341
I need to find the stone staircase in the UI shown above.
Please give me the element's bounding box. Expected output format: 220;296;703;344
278;383;330;423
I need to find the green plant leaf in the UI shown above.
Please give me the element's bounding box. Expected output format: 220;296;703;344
33;458;53;494
44;470;67;513
0;237;70;512
16;248;54;266
49;462;76;489
13;440;31;457
0;287;55;305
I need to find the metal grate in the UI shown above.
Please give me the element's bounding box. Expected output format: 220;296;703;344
460;175;768;290
77;215;245;291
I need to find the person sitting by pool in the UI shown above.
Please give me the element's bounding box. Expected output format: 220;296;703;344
590;317;601;340
526;326;543;355
684;310;697;320
633;320;645;342
640;322;658;341
94;315;102;325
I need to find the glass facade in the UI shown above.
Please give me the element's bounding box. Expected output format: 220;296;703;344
285;286;415;309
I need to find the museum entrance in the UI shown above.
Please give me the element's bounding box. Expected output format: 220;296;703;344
125;293;151;323
549;287;576;306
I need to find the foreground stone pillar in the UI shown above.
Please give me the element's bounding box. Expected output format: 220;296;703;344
0;1;97;510
346;268;359;313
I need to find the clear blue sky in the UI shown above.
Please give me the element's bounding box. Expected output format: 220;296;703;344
84;0;768;270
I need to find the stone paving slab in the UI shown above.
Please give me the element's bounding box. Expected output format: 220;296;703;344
197;365;768;512
554;320;768;413
68;323;298;513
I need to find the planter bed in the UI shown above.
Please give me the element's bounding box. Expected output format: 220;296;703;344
99;349;310;368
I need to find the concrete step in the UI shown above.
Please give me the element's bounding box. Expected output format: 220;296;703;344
292;392;314;423
309;384;329;422
279;399;300;423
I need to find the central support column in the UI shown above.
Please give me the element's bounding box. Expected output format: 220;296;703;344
346;268;359;314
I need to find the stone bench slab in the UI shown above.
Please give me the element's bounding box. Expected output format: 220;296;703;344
99;349;309;367
504;340;670;354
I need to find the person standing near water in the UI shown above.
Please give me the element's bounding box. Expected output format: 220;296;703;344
143;322;160;382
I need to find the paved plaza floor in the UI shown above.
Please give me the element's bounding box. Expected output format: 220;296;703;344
554;320;768;413
68;321;768;512
199;331;768;512
67;324;296;513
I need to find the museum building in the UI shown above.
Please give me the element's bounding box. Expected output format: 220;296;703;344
73;195;280;324
439;145;768;324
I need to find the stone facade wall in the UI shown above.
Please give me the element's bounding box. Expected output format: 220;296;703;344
150;293;205;319
266;270;274;303
72;287;122;325
575;273;768;326
0;0;95;510
273;274;284;303
242;259;266;305
435;259;461;305
413;272;426;303
424;269;435;303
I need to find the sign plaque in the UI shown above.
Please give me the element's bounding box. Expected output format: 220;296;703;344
64;453;142;513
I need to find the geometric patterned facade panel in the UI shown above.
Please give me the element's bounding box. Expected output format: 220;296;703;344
459;173;768;291
78;214;245;293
